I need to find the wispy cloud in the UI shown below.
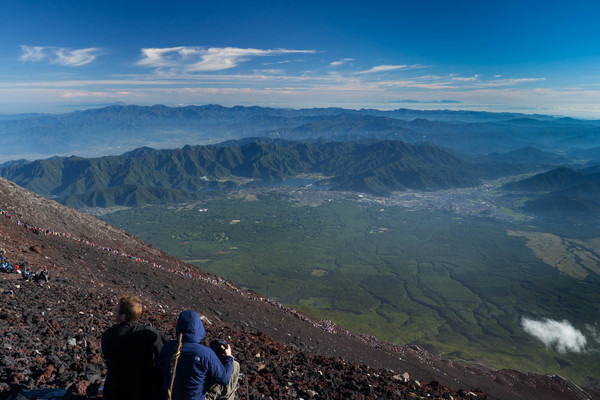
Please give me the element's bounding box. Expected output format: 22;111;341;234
136;46;316;72
451;74;480;82
474;77;547;88
19;46;104;66
330;58;355;67
355;64;410;74
254;69;285;75
521;317;587;353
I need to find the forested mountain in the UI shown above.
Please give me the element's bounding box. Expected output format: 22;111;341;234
523;179;600;216
502;167;589;192
0;139;528;207
502;167;600;217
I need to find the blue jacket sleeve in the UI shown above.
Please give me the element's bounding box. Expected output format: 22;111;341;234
209;355;233;386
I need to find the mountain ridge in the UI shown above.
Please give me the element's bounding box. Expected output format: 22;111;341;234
501;167;600;218
502;167;587;192
0;139;522;207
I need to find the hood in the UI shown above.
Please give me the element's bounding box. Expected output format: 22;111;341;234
175;310;205;343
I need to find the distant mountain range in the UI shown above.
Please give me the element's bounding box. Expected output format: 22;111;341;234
2;104;600;162
1;104;599;216
0;139;534;207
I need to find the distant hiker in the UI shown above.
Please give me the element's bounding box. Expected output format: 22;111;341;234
21;262;30;280
159;310;233;400
205;339;241;400
41;267;49;282
101;295;165;400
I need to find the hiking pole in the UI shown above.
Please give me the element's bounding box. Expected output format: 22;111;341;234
167;333;183;400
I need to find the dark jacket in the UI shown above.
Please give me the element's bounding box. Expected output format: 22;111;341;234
159;310;233;400
101;321;165;400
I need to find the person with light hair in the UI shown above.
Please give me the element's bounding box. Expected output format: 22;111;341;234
101;295;165;400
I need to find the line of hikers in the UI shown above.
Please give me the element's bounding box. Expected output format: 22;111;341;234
101;296;240;400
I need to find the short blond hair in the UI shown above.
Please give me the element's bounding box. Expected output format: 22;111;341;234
117;296;143;322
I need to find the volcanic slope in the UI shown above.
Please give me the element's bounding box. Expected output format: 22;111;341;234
0;176;594;400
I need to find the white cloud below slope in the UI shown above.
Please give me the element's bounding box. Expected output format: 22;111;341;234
521;317;587;353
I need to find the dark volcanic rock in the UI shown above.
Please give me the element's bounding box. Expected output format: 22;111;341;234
0;176;597;400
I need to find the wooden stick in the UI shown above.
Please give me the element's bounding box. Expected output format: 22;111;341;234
167;333;183;400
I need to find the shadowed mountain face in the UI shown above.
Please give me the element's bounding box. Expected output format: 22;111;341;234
524;179;600;215
501;167;600;219
0;176;595;400
502;167;588;192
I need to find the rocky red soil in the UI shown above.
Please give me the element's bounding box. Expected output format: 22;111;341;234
0;177;596;400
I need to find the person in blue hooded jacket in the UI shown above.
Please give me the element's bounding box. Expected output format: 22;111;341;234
159;310;233;400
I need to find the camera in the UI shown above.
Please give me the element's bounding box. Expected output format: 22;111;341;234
209;338;228;357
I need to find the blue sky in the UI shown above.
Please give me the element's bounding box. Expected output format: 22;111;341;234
1;0;599;117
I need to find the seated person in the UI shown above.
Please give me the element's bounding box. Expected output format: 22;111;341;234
205;339;241;400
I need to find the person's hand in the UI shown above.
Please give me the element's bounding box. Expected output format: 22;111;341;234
224;344;232;357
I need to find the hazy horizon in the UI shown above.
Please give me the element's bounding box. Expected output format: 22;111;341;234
0;102;592;120
1;1;600;118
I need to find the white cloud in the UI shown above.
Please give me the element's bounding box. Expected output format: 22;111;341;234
136;47;188;68
356;64;409;74
473;77;546;88
53;48;104;66
136;46;316;72
451;74;480;82
19;46;46;62
255;69;285;75
330;58;355;67
19;45;104;66
521;317;587;353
